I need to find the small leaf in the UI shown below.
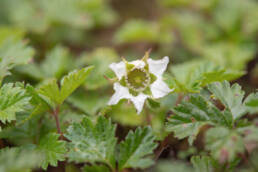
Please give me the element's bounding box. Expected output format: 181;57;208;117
0;147;42;172
208;81;246;119
60;66;93;104
0;83;31;124
244;92;258;114
38;66;93;107
166;95;233;145
191;156;213;172
118;126;158;170
205;127;245;163
37;133;67;170
65;116;117;170
0;37;34;81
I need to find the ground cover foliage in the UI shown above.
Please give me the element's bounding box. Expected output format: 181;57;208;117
0;0;257;171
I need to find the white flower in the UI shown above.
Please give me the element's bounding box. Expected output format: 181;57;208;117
108;52;174;114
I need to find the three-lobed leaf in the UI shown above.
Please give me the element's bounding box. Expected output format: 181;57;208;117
166;95;233;145
65;116;117;169
38;66;93;107
208;81;246;119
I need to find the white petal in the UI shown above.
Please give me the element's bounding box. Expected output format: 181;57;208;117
108;83;132;105
130;93;149;114
150;79;174;98
129;60;145;68
147;56;169;77
109;61;126;80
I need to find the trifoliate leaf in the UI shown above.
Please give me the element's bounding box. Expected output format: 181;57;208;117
191;156;213;172
37;133;67;170
38;66;93;107
244;92;258;114
205;127;245;163
166;95;233;145
65;116;117;170
0;83;31;124
208;81;246;119
0;38;34;81
170;61;243;93
83;164;111;172
0;147;42;172
118;126;158;170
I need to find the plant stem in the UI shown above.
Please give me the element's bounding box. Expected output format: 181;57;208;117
52;106;63;138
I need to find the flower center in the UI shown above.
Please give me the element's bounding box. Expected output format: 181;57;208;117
125;68;150;92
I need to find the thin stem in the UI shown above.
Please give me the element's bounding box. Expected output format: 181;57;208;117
52;106;63;139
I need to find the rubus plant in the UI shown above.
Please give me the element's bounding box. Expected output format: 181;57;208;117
0;0;258;171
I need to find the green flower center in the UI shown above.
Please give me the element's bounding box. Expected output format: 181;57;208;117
125;68;150;92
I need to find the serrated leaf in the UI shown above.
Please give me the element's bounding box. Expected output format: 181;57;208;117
170;61;243;93
0;38;34;81
205;127;245;163
38;66;93;107
60;66;93;104
83;164;111;172
244;92;258;114
118;126;157;170
65;116;117;170
37;133;67;170
0;83;31;124
166;95;233;145
191;156;213;172
208;81;246;119
0;147;42;172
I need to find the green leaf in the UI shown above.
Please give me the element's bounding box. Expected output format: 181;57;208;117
191;156;213;172
60;66;93;104
244;92;258;114
37;133;67;170
205;127;245;163
81;48;119;89
83;164;111;172
0;83;31;124
65;116;117;170
118;126;158;170
38;66;93;107
0;38;34;81
166;95;233;145
208;81;246;119
114;20;160;44
41;45;71;78
170;61;243;93
155;161;192;172
0;147;42;172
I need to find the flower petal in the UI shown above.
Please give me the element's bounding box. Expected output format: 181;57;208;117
108;83;131;105
147;56;169;77
130;60;145;68
150;78;174;98
109;61;126;80
130;93;149;114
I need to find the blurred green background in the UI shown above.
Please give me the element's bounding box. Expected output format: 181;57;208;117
0;0;257;171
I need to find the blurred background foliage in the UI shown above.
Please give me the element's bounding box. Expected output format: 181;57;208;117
0;0;257;171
